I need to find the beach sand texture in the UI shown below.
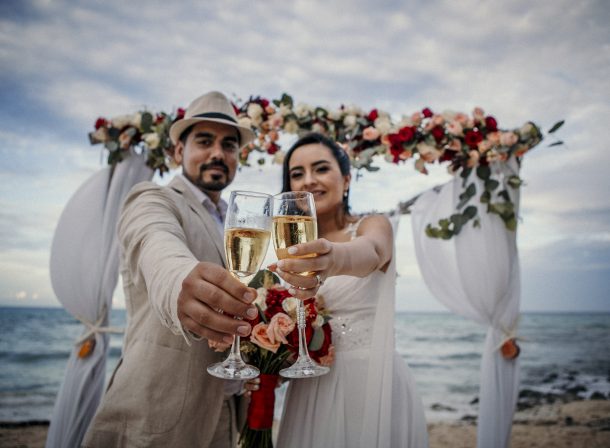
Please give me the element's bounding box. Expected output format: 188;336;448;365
1;400;608;448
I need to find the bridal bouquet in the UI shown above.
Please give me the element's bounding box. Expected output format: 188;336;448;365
237;270;334;448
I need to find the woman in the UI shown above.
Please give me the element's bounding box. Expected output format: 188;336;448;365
264;132;428;447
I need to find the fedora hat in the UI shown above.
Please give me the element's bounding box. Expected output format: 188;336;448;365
169;91;255;147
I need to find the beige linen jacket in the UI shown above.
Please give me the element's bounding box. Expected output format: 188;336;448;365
83;176;245;447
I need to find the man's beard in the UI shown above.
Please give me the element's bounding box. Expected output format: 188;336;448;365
184;161;232;192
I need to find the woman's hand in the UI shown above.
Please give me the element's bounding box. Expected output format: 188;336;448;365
243;377;260;398
268;238;336;300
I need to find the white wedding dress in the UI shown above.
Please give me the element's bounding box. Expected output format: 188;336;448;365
276;218;428;448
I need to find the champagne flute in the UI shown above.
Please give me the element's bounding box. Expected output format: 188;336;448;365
273;191;330;378
207;190;272;380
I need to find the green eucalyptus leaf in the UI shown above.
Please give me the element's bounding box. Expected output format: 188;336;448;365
463;205;478;219
505;216;517;231
476;165;491;180
498;190;511;202
548;120;565;134
485;179;500;191
425;225;440;238
105;141;118;152
257;158;265;165
141;112;153;133
507;176;523;189
480;190;491;204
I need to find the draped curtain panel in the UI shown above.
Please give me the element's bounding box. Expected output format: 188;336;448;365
45;151;153;448
411;158;521;448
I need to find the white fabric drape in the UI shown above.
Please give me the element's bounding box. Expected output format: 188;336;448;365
46;151;153;448
411;158;521;448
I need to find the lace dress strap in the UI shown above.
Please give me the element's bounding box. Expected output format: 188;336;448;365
344;216;366;240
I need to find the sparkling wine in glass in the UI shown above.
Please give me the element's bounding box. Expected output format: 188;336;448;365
207;191;272;380
273;191;330;378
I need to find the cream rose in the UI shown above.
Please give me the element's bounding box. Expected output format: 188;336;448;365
472;107;485;122
294;103;312;118
279;104;292;117
282;296;299;318
273;150;286;165
477;140;493;154
343;114;357;128
416;142;442;162
254;287;268;311
111;114;133;129
414;157;428;174
500;132;518;146
269;113;284;129
454;112;469;126
328;109;343;121
431;114;445;126
447;121;463;136
374;117;392;135
466;150;481;168
410;112;423;126
238;116;253;129
266;313;295;344
247;103;264;120
250;323;280;353
142;132;160;149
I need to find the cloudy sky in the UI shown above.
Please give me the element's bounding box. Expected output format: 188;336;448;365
0;0;608;312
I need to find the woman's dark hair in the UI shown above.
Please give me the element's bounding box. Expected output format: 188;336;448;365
281;132;351;215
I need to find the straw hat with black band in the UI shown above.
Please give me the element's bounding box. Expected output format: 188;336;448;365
169;91;255;147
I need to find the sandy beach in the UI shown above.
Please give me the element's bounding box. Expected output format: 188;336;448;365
2;399;608;448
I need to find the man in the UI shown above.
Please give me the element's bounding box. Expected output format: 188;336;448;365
83;91;258;447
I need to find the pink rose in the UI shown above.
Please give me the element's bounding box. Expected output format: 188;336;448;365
266;313;295;344
414;157;428;174
417;142;441;162
362;126;380;141
431;114;445;126
454;113;469;126
467;150;481;168
487;131;501;145
251;323;280;353
448;139;462;151
318;345;335;367
472;107;485;122
447;121;463;136
410;112;423;126
500;132;518;146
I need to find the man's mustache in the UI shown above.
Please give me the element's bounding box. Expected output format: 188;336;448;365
199;161;229;175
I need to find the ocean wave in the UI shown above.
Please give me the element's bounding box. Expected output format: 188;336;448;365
0;351;70;363
440;352;481;361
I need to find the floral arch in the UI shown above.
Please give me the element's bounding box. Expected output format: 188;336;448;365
89;93;563;239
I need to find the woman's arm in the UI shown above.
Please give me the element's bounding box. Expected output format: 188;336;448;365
269;215;394;299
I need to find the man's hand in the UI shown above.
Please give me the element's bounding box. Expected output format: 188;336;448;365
177;262;258;344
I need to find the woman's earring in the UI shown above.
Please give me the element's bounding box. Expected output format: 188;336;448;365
343;191;348;199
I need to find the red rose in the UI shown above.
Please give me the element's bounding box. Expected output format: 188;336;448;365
485;116;498;132
398;126;415;143
232;103;241;116
155;114;165;124
388;133;402;146
464;130;483;149
390;144;403;163
422;107;433;118
94;117;107;130
176;108;186;119
259;98;270;108
367;108;379;122
439;150;455;162
267;142;279;155
431;125;445;143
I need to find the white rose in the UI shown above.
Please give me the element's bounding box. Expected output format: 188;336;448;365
279;104;292;117
396;116;413;129
294;103;312;118
142;132;160;149
343;114;357;128
111;114;132;129
328;109;343;121
247;103;264;120
345;104;363;116
282;297;299;318
131;112;142;129
374;117;392;135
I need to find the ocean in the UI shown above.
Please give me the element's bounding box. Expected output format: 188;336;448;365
1;307;609;423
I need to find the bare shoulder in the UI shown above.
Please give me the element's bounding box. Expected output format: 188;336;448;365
356;214;393;239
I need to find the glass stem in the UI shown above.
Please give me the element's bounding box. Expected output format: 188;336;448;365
230;334;242;360
297;300;309;359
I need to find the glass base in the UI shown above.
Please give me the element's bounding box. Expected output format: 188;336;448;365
207;356;260;380
280;356;330;379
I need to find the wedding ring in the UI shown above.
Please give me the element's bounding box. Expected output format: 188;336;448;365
216;308;224;315
315;274;324;287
